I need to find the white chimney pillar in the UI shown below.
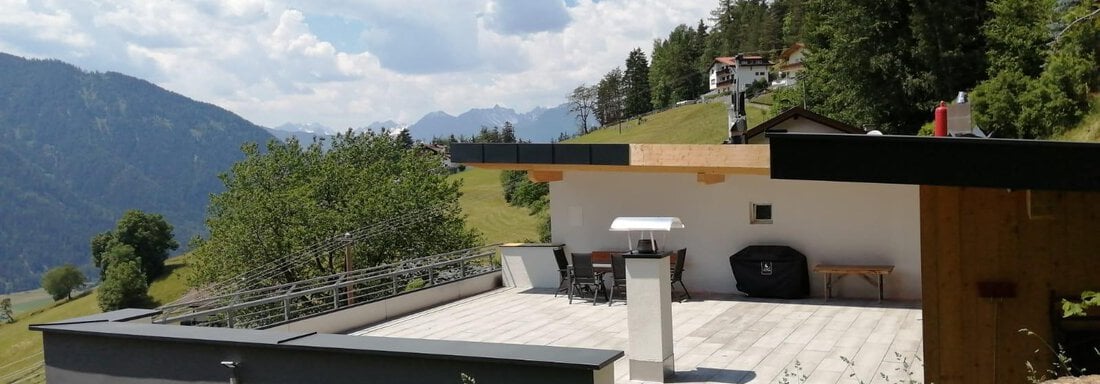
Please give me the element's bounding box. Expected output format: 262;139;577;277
625;252;674;382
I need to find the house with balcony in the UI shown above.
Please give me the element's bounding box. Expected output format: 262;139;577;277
709;55;773;93
775;43;808;81
30;130;1100;383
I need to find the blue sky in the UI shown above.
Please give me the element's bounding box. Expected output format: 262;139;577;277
0;0;712;131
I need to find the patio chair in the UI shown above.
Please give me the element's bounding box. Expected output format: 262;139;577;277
569;253;606;305
671;248;690;300
553;247;570;297
608;253;627;306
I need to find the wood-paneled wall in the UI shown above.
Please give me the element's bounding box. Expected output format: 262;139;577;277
921;186;1100;383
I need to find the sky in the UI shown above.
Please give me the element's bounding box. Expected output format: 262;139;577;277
0;0;714;132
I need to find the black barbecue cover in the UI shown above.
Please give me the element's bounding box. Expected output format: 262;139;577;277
729;245;809;299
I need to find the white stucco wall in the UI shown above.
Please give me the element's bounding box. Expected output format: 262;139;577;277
550;171;921;300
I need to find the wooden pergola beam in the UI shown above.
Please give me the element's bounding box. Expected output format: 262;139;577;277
528;170;563;183
697;173;725;185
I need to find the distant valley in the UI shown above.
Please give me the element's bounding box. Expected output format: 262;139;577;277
0;53;274;292
0;52;590;293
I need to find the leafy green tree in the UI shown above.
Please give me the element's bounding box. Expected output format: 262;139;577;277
92;210;179;282
97;259;151;311
568;85;597;134
983;0;1053;77
40;264;86;301
0;298;13;323
595;68;624;126
972;69;1033;137
499;170;527;204
973;0;1096;138
776;0;991;134
191;133;480;288
623;48;652;117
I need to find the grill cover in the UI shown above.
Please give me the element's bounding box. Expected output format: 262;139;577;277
729;245;809;299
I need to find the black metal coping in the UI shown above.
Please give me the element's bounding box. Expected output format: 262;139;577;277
768;133;1100;191
31;320;623;371
29;308;161;325
450;143;630;166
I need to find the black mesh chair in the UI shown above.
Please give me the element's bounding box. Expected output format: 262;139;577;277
569;253;606;305
607;253;627;306
553;247;570;297
671;248;690;300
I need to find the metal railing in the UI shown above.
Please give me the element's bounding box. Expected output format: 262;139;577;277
154;245;500;329
168;206;449;306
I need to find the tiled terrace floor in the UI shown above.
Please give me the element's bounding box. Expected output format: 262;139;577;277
352;288;923;384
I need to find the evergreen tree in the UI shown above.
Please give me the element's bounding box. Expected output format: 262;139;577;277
396;128;414;148
623;48;652;117
501;122;517;143
649;24;707;108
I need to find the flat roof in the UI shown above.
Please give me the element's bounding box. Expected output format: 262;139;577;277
450;143;770;175
32;320;623;370
768;133;1100;191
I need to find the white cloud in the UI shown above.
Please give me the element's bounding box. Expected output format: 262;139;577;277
0;0;714;131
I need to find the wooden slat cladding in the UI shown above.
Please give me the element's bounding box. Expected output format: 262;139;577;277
920;186;1100;384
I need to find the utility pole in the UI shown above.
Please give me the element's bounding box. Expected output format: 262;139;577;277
341;232;354;306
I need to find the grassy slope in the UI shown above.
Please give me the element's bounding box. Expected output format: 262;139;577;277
452;168;541;244
3;290;53;316
455;102;765;247
1051;96;1100;142
0;256;192;380
567;102;766;144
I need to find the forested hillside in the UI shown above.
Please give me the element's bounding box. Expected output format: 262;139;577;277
0;53;274;292
580;0;1099;138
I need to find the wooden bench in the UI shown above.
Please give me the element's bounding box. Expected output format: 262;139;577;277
813;264;894;302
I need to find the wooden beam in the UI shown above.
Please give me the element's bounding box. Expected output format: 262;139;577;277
696;173;725;185
459;144;771;176
528;170;563;183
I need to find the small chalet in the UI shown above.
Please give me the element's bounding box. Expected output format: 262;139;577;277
708;55;772;93
776;43;807;78
731;107;864;144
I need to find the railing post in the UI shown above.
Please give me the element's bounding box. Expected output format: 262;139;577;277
283;298;290;322
333;287;339;309
460;259;466;279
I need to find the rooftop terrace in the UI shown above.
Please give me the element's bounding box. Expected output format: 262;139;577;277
352;287;924;384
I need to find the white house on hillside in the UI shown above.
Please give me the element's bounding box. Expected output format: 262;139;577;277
708;55;772;92
772;43;808;88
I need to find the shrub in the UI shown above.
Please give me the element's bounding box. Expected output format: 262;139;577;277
97;260;151;311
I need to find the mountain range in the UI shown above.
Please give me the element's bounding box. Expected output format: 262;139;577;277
272;104;587;143
0;53;274;292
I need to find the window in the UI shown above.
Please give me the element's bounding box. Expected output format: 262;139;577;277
751;203;772;224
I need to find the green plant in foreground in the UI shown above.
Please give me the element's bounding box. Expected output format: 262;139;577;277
781;353;924;384
1062;291;1100;318
1019;328;1077;383
778;360;808;384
